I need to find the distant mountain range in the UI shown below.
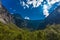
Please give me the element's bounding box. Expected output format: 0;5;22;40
0;2;60;30
12;13;43;30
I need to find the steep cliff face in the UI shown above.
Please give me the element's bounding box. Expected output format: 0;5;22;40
0;2;14;23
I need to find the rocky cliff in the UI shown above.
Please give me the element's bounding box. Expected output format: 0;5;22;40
0;2;14;23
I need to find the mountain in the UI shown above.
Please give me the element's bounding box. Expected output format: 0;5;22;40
1;0;60;30
13;15;43;30
38;5;60;29
26;20;43;30
0;2;14;23
12;13;41;30
12;13;25;28
45;5;60;24
1;1;60;40
1;19;60;40
0;2;33;30
9;5;60;30
13;5;60;30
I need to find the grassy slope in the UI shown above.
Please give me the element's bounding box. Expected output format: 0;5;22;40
0;22;60;40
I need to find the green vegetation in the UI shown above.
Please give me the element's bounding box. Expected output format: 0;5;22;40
0;22;60;40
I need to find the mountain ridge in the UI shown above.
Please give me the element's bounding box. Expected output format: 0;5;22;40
38;5;60;29
0;2;14;24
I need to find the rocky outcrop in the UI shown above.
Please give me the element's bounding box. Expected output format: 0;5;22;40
0;2;14;23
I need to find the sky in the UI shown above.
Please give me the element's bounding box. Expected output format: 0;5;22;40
1;0;60;20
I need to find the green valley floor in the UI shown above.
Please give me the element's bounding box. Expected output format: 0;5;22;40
0;22;60;40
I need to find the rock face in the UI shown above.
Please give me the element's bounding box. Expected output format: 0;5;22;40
38;5;60;29
44;5;60;25
0;2;14;23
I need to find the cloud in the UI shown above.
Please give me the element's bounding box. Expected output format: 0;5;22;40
47;0;60;6
24;16;30;20
20;0;60;17
43;4;49;17
20;0;60;8
20;0;43;8
43;9;49;17
43;0;60;17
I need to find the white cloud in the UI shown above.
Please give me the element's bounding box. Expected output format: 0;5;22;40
26;0;43;8
20;0;43;8
43;0;60;17
47;0;60;6
20;0;60;17
43;9;49;17
43;4;49;17
20;0;60;8
25;4;29;8
24;16;30;20
22;1;26;6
